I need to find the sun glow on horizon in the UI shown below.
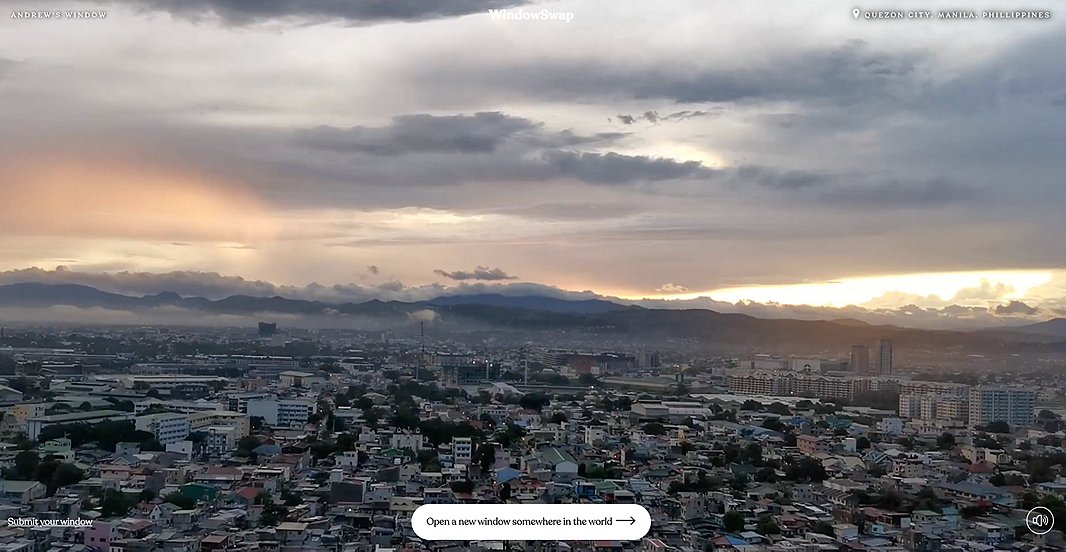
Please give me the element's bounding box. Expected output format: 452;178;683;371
630;270;1055;308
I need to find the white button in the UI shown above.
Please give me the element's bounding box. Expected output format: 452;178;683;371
412;504;652;541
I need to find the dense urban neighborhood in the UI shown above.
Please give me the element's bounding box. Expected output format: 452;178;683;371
0;324;1063;552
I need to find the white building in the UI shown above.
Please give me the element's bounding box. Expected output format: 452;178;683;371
389;431;426;452
135;412;191;445
337;450;359;471
247;398;316;428
204;425;242;456
968;387;1036;428
452;437;473;467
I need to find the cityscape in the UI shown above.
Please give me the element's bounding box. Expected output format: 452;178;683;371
3;0;1066;551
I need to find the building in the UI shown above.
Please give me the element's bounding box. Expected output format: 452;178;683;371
876;339;893;375
0;480;47;503
135;412;191;445
228;392;272;414
789;357;821;373
968;387;1036;428
26;410;131;440
452;437;473;467
133;399;226;415
203;426;242;456
258;322;277;338
279;371;321;389
188;410;250;437
7;402;48;423
900;394;968;424
728;372;870;401
850;345;869;373
442;364;490;388
246;398;315;428
797;435;832;455
389;431;426;452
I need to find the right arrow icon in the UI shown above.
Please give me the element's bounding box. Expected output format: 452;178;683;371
616;517;635;525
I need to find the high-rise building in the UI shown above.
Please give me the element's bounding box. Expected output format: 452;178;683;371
968;386;1036;428
876;339;893;375
850;345;870;373
258;322;277;338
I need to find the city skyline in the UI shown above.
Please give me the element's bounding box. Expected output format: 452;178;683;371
3;0;1065;325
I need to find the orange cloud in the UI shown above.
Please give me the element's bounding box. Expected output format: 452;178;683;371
0;156;277;243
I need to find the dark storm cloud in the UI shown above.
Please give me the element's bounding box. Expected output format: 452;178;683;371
539;151;712;184
286;111;708;188
120;0;529;24
296;112;624;156
421;40;925;107
615;109;721;125
727;166;976;209
434;266;517;281
995;300;1039;316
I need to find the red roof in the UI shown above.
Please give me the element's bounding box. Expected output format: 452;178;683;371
234;486;260;500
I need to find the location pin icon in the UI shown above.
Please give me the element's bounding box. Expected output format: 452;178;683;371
852;8;861;18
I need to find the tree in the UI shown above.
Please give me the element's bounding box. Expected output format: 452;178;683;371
766;403;791;416
477;443;495;475
856;436;871;451
761;418;785;432
499;483;512;501
237;436;262;455
983;420;1010;434
740;400;762;411
450;480;475;494
723;511;745;533
164;492;196;509
13;451;40;479
809;521;835;536
937;432;956;450
48;463;84;494
785;457;827;482
756;517;781;535
642;422;666;436
100;489;136;517
519;394;550;412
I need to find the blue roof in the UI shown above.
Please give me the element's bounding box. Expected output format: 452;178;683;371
495;467;521;484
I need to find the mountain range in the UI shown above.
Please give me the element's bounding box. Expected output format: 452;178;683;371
0;283;1064;352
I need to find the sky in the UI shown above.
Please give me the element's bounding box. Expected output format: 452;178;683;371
2;0;1065;327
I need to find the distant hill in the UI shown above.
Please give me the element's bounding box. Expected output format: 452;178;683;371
0;282;1062;352
425;293;634;314
1000;318;1066;338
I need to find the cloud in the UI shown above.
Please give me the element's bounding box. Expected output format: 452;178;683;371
366;265;379;275
434;266;517;281
289;112;707;188
408;309;439;323
736;165;832;190
415;40;926;108
121;0;530;24
615;109;721;125
296;112;622;156
539;151;712;185
655;283;689;293
994;300;1039;316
